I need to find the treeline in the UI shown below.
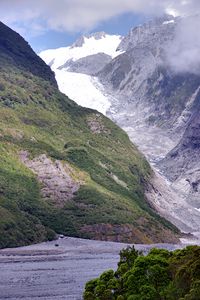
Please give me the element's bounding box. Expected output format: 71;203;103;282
84;245;200;300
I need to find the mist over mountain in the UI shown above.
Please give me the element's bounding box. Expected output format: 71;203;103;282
167;14;200;75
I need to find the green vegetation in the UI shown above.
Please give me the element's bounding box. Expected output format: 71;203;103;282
0;22;180;248
84;245;200;300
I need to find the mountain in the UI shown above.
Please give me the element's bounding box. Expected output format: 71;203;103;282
40;32;122;71
0;22;180;248
95;16;200;235
160;105;200;211
0;22;57;87
40;32;123;114
40;15;200;238
97;15;200;143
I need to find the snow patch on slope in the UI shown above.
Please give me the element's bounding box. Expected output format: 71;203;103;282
55;70;111;114
40;34;122;70
163;20;175;25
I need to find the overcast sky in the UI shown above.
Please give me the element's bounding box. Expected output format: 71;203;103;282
0;0;200;55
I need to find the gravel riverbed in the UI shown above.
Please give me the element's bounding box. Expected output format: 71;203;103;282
0;237;190;300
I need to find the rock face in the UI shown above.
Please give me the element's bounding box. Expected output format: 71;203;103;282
98;16;200;139
80;223;179;244
146;171;200;233
117;15;176;52
94;16;200;236
98;19;200;236
96;18;180;161
159;101;200;211
59;53;112;76
20;151;80;207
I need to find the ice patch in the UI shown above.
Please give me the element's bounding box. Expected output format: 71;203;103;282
55;70;111;115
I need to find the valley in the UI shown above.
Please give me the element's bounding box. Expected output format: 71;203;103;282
1;2;200;300
0;21;182;249
0;11;200;300
40;15;200;240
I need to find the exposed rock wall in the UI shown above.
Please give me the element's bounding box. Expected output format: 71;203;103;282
20;151;80;207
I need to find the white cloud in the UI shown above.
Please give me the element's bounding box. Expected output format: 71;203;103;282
1;0;200;75
0;0;200;34
167;15;200;74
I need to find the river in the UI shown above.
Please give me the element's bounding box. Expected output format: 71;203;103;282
0;236;192;300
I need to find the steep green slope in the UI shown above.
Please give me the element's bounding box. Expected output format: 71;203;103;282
84;245;200;300
0;22;179;248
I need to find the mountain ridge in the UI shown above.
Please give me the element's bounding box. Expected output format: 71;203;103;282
0;21;180;248
0;22;57;86
40;15;200;239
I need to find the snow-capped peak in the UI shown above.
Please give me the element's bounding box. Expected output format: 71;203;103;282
71;31;107;48
40;33;122;71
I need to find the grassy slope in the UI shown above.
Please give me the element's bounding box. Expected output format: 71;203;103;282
0;22;180;248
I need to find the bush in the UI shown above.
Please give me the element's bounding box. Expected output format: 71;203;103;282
83;246;200;300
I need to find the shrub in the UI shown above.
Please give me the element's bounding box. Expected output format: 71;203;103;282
83;246;200;300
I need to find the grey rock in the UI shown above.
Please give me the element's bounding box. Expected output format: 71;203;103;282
59;53;112;75
0;237;185;300
95;15;200;234
99;16;200;134
19;151;81;207
118;15;176;52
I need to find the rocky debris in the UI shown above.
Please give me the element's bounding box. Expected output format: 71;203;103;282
173;86;200;133
158;101;200;211
30;136;37;142
171;168;200;208
81;223;150;243
80;223;179;244
145;170;200;233
160;104;200;182
87;113;110;134
0;237;185;300
99;161;109;169
19;151;80;207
